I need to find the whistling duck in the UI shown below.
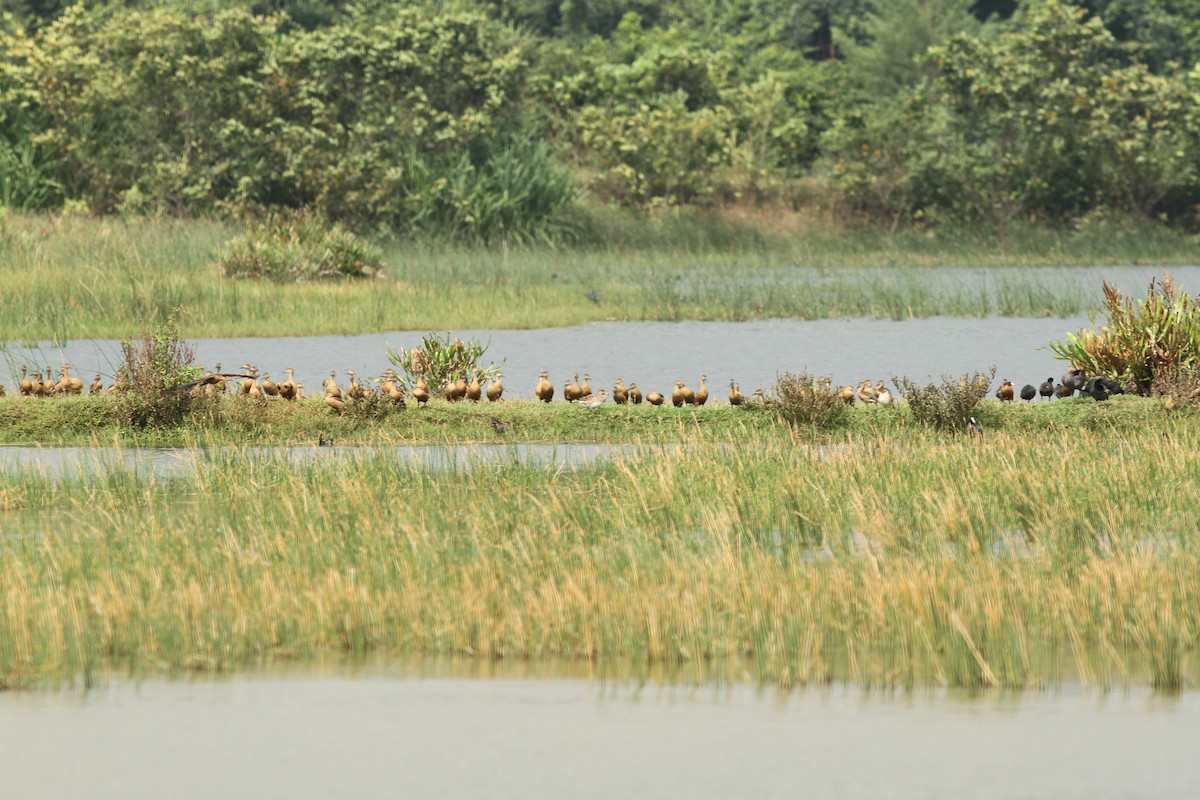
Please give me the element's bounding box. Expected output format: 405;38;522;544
564;373;581;402
466;375;482;402
681;381;696;405
579;373;592;398
535;371;554;403
996;379;1014;402
612;377;628;405
42;367;55;395
671;381;685;407
347;370;363;400
280;368;298;400
628;383;643;405
31;371;46;397
838;385;855;406
1039;378;1054;401
694;375;709;406
412;376;429;407
262;372;280;397
729;380;745;406
249;376;263;399
876;382;894;406
387;379;405;406
647;391;665;406
19;367;32;396
241;365;256;395
89;374;103;395
856;381;878;405
324;392;345;414
453;375;468;402
1020;384;1036;402
574;389;606;408
486;373;504;402
324;370;341;399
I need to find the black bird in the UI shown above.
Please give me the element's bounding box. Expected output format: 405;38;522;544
490;418;507;434
586;288;600;305
1084;377;1109;401
318;435;334;447
966;416;983;437
1020;384;1036;402
1062;368;1088;396
1100;377;1124;395
1039;378;1055;401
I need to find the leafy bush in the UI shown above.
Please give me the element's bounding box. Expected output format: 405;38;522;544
386;332;502;390
113;317;206;429
217;209;383;282
766;371;849;430
894;368;994;432
1049;274;1200;393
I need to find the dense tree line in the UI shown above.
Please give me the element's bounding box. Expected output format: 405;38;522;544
2;0;1199;240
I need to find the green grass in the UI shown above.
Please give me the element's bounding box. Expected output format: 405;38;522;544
2;210;1197;340
1;422;1198;691
0;392;1193;447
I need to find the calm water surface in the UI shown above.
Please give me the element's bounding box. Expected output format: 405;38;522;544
0;667;1195;800
5;316;1089;398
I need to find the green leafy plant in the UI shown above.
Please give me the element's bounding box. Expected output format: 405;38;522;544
216;208;384;282
113;316;206;429
765;371;849;430
894;368;994;432
1049;274;1200;394
386;333;502;390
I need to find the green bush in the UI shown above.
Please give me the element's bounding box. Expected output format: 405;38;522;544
216;209;384;282
894;369;994;432
386;332;502;391
766;371;849;430
113;317;206;429
1049;274;1200;393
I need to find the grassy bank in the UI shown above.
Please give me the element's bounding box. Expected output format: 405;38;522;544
2;211;1197;341
0;393;1192;447
1;424;1197;690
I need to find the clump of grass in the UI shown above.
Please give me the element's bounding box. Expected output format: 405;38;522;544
386;332;502;390
766;371;849;430
113;317;207;429
894;368;994;432
1049;273;1200;394
216;208;384;282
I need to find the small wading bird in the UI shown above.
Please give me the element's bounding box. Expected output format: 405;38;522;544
574;389;606;408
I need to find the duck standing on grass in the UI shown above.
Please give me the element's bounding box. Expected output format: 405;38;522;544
574;389;606;408
996;379;1014;402
1039;378;1055;401
1020;384;1036;402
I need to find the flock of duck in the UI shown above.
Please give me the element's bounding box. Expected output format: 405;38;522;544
1;364;1133;409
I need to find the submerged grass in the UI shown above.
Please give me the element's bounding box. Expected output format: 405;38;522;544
1;212;1197;340
0;425;1197;691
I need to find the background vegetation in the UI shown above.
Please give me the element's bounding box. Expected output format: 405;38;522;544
3;0;1200;243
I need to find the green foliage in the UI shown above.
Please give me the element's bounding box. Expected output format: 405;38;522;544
1049;273;1200;392
766;371;849;430
825;1;1200;223
114;316;206;429
894;368;994;431
0;131;58;209
386;332;502;390
217;209;384;282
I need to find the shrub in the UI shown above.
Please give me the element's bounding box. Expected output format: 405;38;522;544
766;371;849;430
217;209;384;282
1049;274;1200;394
386;332;503;390
894;368;994;432
113;317;206;429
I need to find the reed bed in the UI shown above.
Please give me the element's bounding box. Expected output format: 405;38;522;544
1;213;1195;340
1;426;1197;690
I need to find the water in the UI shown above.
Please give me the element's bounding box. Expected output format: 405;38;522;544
0;666;1195;799
0;443;646;478
2;316;1090;399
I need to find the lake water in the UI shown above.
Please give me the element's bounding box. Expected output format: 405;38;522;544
3;316;1090;400
0;666;1195;799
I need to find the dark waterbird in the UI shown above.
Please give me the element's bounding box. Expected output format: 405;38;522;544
966;417;983;437
318;435;334;447
1062;368;1088;397
1056;382;1073;399
1020;384;1036;402
1084;377;1110;401
490;418;507;434
1039;378;1055;401
1100;377;1125;395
